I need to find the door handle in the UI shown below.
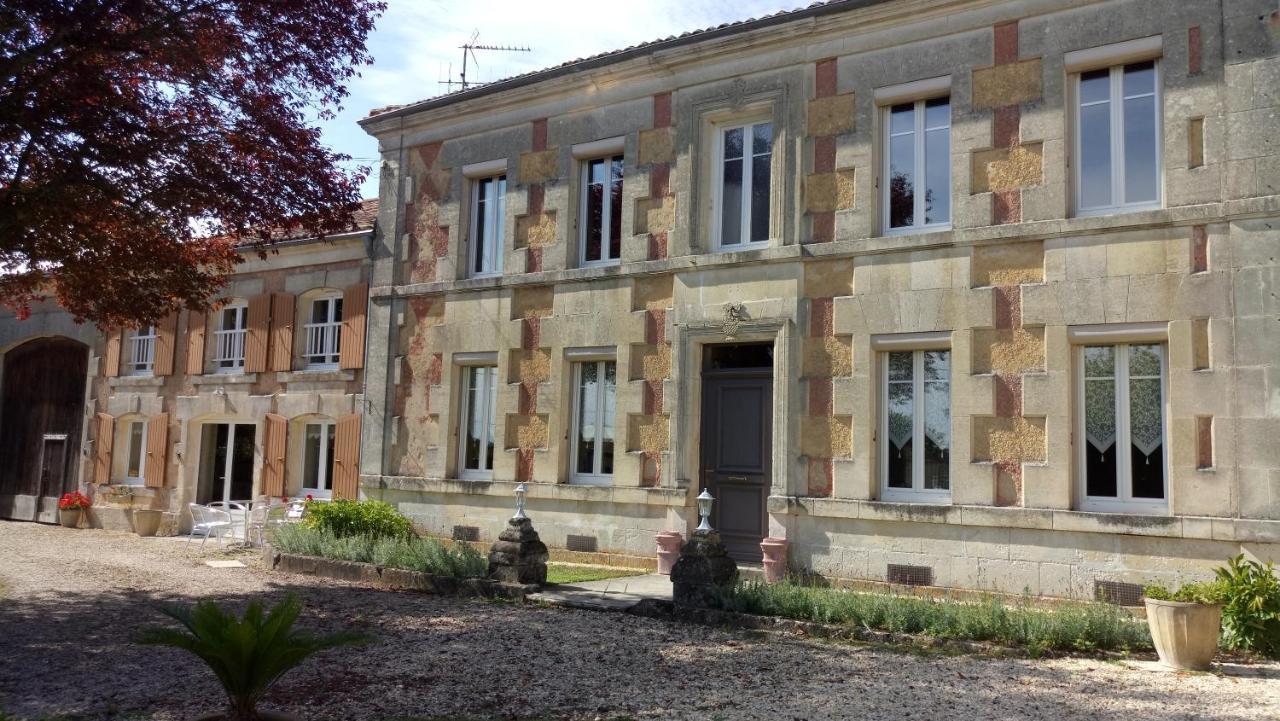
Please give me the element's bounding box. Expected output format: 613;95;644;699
725;475;747;482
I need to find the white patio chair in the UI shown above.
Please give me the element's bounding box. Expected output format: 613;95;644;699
245;498;278;546
186;503;234;552
208;501;249;543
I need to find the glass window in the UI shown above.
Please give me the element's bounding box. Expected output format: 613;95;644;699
125;420;146;483
571;360;616;484
1080;343;1166;512
716;121;772;248
1076;61;1161;215
882;349;951;501
470;175;506;277
580;156;623;266
304;296;342;368
128;325;157;375
302;421;336;495
214;304;248;372
459;365;497;478
884;97;951;233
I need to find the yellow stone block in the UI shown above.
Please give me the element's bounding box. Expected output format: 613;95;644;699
971;328;1045;374
802;336;853;377
971;416;1046;463
970;142;1043;193
505;413;549;450
516;211;557;249
803;259;853;298
971;241;1044;287
627;413;671;453
634;195;676;235
630;342;672;381
638;127;675;166
971;59;1043;110
511;286;554;319
805;169;857;213
807;94;856;136
518;148;559;184
800;415;853;458
632;274;674;311
509;348;551;384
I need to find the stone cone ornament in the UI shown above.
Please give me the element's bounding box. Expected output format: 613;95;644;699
670;530;737;608
487;517;548;586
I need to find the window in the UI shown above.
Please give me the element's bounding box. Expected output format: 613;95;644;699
881;349;950;502
124;420;147;484
1078;343;1166;512
469;175;506;277
304;295;342;369
714;120;772;248
1075;61;1161;215
459;365;497;478
580;156;623;266
213;304;247;373
571;360;616;484
128;325;156;375
884;97;950;233
301;421;336;496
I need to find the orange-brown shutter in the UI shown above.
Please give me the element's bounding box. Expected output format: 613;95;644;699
268;293;295;372
186;310;206;375
93;413;114;484
339;283;368;370
143;413;169;488
262;413;287;497
103;331;122;377
154;312;179;376
244;293;271;373
332;413;361;499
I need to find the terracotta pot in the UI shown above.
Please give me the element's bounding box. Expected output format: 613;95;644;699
655;531;683;575
1145;598;1222;670
759;537;789;583
133;509;163;537
58;508;81;528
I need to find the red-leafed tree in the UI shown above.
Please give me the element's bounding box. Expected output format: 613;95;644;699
0;0;385;327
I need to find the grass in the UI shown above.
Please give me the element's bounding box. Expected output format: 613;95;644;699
545;563;645;585
715;579;1153;655
271;525;487;579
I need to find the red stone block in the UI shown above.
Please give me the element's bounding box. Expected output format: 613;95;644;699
993;21;1019;65
644;309;666;344
521;317;541;349
993;373;1022;418
807;458;833;497
1191;225;1208;273
653;92;673;129
641;452;661;487
650;162;670;198
810;211;835;243
992;190;1021;225
531;118;548;152
526;247;543;273
1188;26;1202;75
993;105;1020;148
426;353;443;386
642;380;663;415
649;231;668;260
808;378;834;416
518;381;537;415
527;183;545;215
516;449;535;481
1197;416;1213;469
992;285;1021;329
809;297;834;338
815;57;838;98
814;135;837;174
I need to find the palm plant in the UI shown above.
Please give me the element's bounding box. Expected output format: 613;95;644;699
137;595;370;721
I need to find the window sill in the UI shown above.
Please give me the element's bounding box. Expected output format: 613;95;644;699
879;491;952;505
107;376;164;389
882;223;952;238
1073;202;1162;219
713;240;772;254
192;373;257;386
1078;499;1168;515
278;369;354;383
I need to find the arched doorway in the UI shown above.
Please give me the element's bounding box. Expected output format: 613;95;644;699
0;337;89;521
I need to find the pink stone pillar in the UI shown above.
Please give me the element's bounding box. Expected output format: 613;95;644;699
760;537;789;583
655;531;683;575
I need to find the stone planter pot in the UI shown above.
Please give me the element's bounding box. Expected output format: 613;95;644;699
1145;598;1222;670
57;508;81;528
759;537;789;583
133;509;163;537
655;531;683;575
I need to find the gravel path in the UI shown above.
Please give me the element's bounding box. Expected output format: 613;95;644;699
0;521;1276;721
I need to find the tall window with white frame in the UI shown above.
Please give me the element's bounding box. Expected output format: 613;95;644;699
470;175;506;278
715;120;772;249
884;96;950;233
214;304;247;373
128;325;157;376
580;156;623;266
1079;344;1166;512
304;295;343;369
459;365;497;478
124;419;147;484
1076;61;1161;215
571;360;616;484
302;420;336;497
882;349;951;502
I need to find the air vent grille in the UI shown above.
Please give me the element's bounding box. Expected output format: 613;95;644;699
566;534;598;553
887;564;933;587
1094;580;1144;606
452;525;480;542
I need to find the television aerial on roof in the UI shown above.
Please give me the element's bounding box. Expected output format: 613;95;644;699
440;30;531;92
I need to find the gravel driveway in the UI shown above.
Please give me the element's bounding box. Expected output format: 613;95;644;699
0;521;1276;721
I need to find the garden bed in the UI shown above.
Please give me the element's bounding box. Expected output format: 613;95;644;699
267;550;535;600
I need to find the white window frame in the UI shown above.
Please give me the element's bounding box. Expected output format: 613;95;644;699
578;155;624;268
711;117;773;251
128;325;157;376
301;420;336;498
1072;61;1163;217
570;359;616;485
213;303;248;373
1074;341;1169;514
880;95;952;236
457;364;498;480
303;294;342;370
123;419;147;485
874;333;952;504
468;174;506;279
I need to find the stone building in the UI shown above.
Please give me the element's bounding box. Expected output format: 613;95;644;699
0;202;378;527
357;0;1280;599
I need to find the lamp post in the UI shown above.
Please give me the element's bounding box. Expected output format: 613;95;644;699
695;489;714;533
512;482;528;521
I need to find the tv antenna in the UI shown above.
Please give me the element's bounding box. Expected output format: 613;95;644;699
439;31;531;92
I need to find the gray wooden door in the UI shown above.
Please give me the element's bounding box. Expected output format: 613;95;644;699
701;370;772;563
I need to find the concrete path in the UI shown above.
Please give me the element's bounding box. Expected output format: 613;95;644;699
529;573;672;610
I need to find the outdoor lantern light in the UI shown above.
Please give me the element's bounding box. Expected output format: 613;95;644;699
513;482;528;521
695;489;714;533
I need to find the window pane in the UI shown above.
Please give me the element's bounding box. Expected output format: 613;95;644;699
1080;68;1110;104
324;424;336;490
723;127;743;159
752;123;771;156
576;362;598;475
492;177;506;274
1128;345;1164;499
1084;346;1117;497
608;156;623;260
127;422;145;478
303;424;322;488
721;157;743;244
750;150;771;242
1079;70;1112;209
1123;60;1155;96
888;104;915;228
473;179;489;274
463;368;484;470
1123;93;1158;204
484;367;496;470
886;352;913;489
924;111;950;224
585;159;604;262
923;351;950;490
601;362;616;475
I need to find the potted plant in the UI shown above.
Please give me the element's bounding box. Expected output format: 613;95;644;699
1214;554;1280;660
57;491;92;528
1143;579;1226;670
137;595;370;720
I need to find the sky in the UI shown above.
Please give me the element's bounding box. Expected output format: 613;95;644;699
320;0;809;198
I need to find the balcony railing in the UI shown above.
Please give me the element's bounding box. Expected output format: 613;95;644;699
304;321;341;368
129;333;155;375
213;328;246;371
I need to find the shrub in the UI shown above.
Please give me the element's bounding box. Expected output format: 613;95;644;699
1143;580;1228;605
304;499;413;539
272;524;487;579
1214;554;1280;659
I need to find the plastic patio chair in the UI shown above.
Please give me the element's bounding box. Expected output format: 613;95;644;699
186;503;234;552
245;498;278;546
207;501;249;543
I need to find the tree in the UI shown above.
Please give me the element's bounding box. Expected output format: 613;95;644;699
0;0;386;327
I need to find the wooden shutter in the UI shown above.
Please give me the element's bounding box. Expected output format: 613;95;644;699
332;413;361;499
143;413;169;488
103;331;122;377
339;283;368;370
268;293;295;372
154;312;179;376
244;293;271;373
93;413;114;484
262;413;287;497
186;310;206;375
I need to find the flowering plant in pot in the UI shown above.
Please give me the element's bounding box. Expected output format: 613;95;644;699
57;491;92;528
1143;579;1226;670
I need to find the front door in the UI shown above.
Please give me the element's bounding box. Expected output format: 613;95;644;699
700;343;772;563
198;423;256;504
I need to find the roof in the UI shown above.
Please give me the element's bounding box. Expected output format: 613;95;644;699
361;0;892;124
236;198;379;248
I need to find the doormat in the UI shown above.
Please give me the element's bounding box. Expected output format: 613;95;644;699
205;560;247;569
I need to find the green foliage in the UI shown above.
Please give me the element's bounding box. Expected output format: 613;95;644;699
715;578;1152;654
1143;580;1228;605
273;524;487;579
136;596;369;721
304;499;414;540
1214;554;1280;659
